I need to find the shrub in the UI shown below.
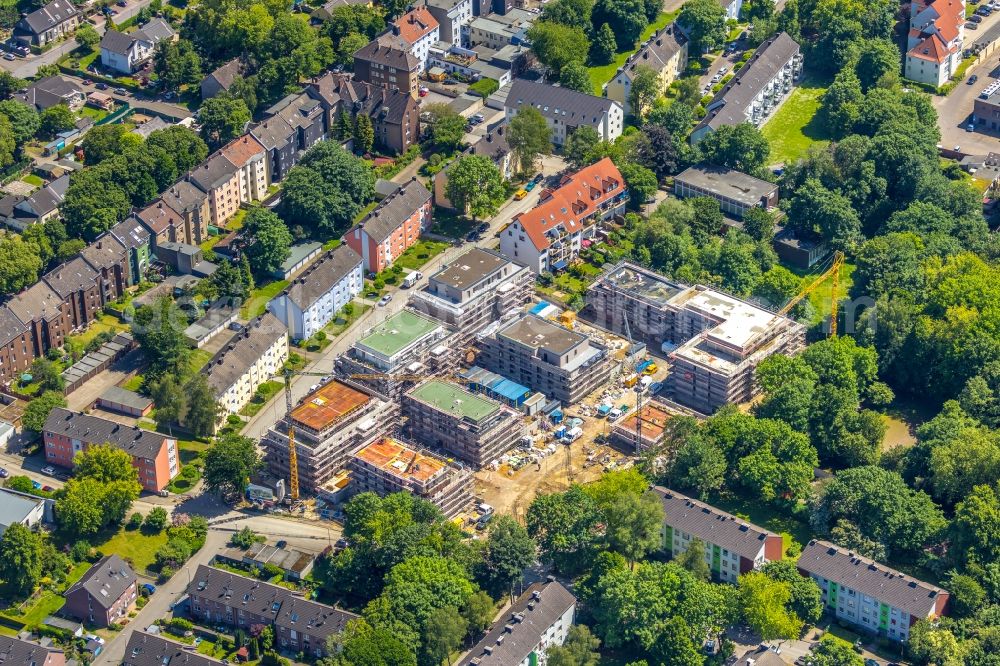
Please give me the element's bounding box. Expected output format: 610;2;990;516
158;566;175;583
168;618;193;634
70;540;92;562
127;512;143;530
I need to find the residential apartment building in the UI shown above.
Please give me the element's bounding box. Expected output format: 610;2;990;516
605;23;687;116
63;555;137;627
13;0;79;46
263;378;397;494
586;262;806;413
458;581;577;666
0;636;65;666
252;93;326;183
718;0;743;20
306;72;420;155
186;565;357;658
42;408;180;492
353;34;421;95
403;379;524;466
99;20;175;74
124;633;222;666
393;7;440;70
156;181;212;246
798;540;949;641
204;312;288;417
220;135;269;205
0;309;35;385
904;0;965;87
673;163;779;219
336;309;454;398
6;282;72;362
653;487;783;583
109;218;152;284
504;79;624;146
424;0;474;44
409;247;533;349
479;313;609;405
691;32;802;143
348;437;473;517
500;158;628;273
344;178;432;273
462;9;534;49
267;245;363;341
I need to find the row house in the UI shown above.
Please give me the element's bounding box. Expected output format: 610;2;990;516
504;78;624;147
13;0;79;46
63;555;137;627
204;312;288;417
42;407;180;492
109;217;153;284
186;135;268;229
124;633;222;666
0;635;65;666
653;487;783;584
251;93;326;183
605;24;687;116
186;565;357;657
344;177;432;273
905;0;965;87
692;32;802;143
500;158;628;273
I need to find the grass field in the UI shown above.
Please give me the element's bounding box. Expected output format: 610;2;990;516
710;494;813;556
241;279;289;319
22;174;43;187
65;313;128;349
586;11;679;95
394;239;449;272
327;302;371;337
239;380;283;417
761;75;831;165
99;528;170;574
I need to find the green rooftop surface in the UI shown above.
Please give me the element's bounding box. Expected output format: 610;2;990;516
358;310;441;358
410;380;499;421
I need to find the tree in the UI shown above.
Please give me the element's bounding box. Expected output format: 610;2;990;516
616;162;657;207
697;122;770;174
0;100;39;151
0;524;42;596
526;485;601;573
132;296;189;377
560;61;593;94
808;636;864;666
761;560;822;624
594;0;647;49
678;0;727;53
445;155;506;221
204;433;262;495
669;435;727;498
82;124;142;165
674;537;711;580
628;66;660;118
146;126;209;174
602;490;664;566
243;208;292;276
853;38;900;92
0;234;42;296
947;573;986;618
953;484;1000;566
742;206;775;242
154;39;203;92
479;516;536;599
564;126;600;169
75;23;100;50
181;374;220;438
422;103;466;152
786;179;862;250
738;572;802;640
338;31;369;66
421;606;466;666
331;620;417;666
547;625;601;666
199;95;251;150
526;21;588;78
633;125;679;181
508;106;552;173
22;391;66;433
461;590;495;638
0;114;16;169
279;142;374;238
37;104;75;140
591;22;617;65
144;506;169;532
353;113;374;154
74;444;138;483
819;70;863;138
61;168;131;240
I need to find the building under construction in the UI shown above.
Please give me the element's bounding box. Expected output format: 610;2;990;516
610;402;675;452
348;437;473;518
409;248;533;351
262;379;397;494
402;379;525;467
587;262;805;413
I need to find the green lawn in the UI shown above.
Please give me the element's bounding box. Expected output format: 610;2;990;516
188;348;213;373
78;106;111;122
761;74;831;165
22;174;43;187
239;380;283;417
241;280;290;319
430;208;476;239
65;313;128;349
587;11;680;95
394;239;449;272
788;260;856;330
709;494;813;557
326;302;371;337
99;528;170;574
121;374;144;392
6;591;65;629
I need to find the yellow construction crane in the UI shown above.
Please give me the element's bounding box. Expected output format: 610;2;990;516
778;251;845;337
282;367;332;502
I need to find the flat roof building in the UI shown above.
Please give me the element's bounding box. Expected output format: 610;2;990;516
0;488;45;537
609;403;675;452
673;163;779;219
216;542;316;580
409;248;533;349
348;437;473;517
263;379;397;494
587;262;805;413
403;379;525;467
479;313;609;405
96;385;154;417
653;486;783;583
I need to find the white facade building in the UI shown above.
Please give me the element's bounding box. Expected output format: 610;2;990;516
204;312;288;417
904;0;965;87
504;79;623;146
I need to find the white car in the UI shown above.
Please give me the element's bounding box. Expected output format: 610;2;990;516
718;66;728;75
377;294;392;307
41;466;55;475
711;73;722;83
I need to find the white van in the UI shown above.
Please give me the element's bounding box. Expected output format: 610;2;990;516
402;271;423;288
608;408;623;420
563;426;583;442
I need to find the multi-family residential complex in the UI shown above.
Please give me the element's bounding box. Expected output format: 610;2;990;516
150;181;212;246
267;245;363;341
586;262;806;413
124;633;222;666
653;487;783;584
392;6;440;71
42;408;179;493
204;312;288;417
252;92;327;183
403;379;525;466
605;24;688;116
904;0;965;87
458;581;577;666
353;33;421;96
610;403;674;452
186;565;358;657
504;79;624;146
673;163;779;219
263;379;397;494
797;540;949;641
691;32;802;143
63;555;137;627
13;0;79;46
409;248;533;349
348;437;473;517
500;158;629;273
462;9;534;50
0;635;65;666
423;0;474;44
337;309;453;398
344;178;432;273
479;313;609;405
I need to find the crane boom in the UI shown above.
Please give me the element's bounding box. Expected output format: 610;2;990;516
282;367;334;503
778;251;844;339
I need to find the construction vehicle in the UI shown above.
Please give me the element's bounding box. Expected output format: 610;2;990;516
778;251;845;337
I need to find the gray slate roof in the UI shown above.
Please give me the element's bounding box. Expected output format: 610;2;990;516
281;244;361;311
98;385;153;412
66;554;136;610
79;231;127;273
506;78;620;124
203;59;242;92
124;633;222;666
43;257;99;299
695;31;800;134
203;312;286;396
250;116;296;151
618;24;686;80
161;180;208;217
0;635;63;666
6;282;64;325
352;177;430;243
798;540;948;618
42;407;169;461
17;0;77;35
0;488;43;530
189;153;238;192
457;581;576;666
653;486;779;560
99;29;143;56
110;217;152;251
354;34;420;72
0;307;27;346
140;18;175;42
14;75;82;110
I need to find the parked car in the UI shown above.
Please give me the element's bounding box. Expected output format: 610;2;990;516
476;222;489;233
41;466;55;475
465;230;479;242
969;74;980;84
2;53;14;61
0;468;8;478
377;294;392;307
95;82;108;90
711;73;722;83
42;486;53;492
276;540;287;548
418;87;429;97
967;21;980;28
142;583;156;595
514;189;528;200
970;14;983;22
113;87;128;95
718;66;728;75
532;173;543;183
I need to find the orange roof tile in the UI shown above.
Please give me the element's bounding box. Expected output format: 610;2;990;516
909;34;950;63
393;7;438;46
291;380;371;432
513;157;625;252
220;135;265;168
933;14;958;43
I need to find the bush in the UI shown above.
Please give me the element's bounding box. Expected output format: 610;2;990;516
127;512;143;530
168;618;193;634
144;507;169;532
158;566;175;583
70;540;92;562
